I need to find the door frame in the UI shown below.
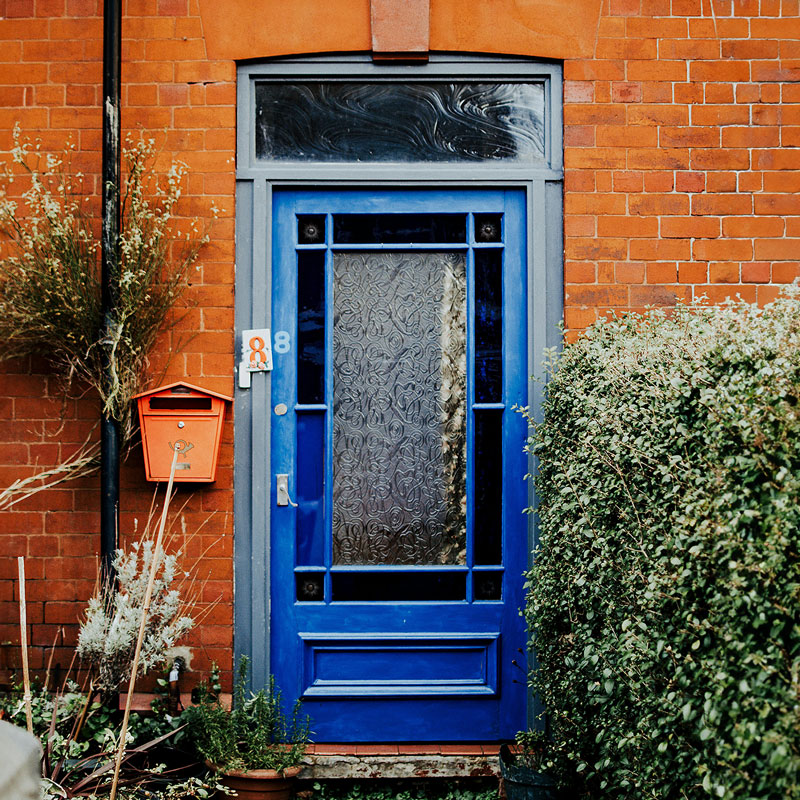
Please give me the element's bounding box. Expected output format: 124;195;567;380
233;54;564;732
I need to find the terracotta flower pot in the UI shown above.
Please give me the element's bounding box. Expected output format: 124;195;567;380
218;765;302;800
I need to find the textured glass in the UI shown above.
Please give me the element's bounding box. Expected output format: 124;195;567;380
255;82;545;163
332;251;467;565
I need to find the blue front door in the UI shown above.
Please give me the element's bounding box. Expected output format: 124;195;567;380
270;188;528;741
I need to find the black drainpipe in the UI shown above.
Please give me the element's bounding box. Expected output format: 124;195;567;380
100;0;121;581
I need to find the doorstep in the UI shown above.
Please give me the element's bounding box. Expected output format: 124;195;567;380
300;744;501;779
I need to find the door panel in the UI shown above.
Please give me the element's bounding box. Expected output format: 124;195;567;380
270;188;527;741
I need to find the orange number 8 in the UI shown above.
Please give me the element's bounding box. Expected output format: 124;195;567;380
249;336;267;368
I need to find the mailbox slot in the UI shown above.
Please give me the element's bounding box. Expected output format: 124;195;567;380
149;397;213;411
134;381;232;483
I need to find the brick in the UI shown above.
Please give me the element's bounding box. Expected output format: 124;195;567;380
771;263;800;284
627;17;687;38
611;261;644;284
566;285;630;307
693;239;753;261
628;148;690;170
753;239;800;260
703;85;734;106
659;38;719;59
564;261;596;282
678;262;708;283
722;217;784;238
691;105;750;126
565;147;627;169
598;216;659;237
742;262;771;282
691;149;750;170
675;83;704;104
566;193;627;215
628;60;687;81
613;171;644;192
596;38;658;59
782;127;800;146
611;82;642;103
564;60;626;81
722;40;779;60
564;104;627;125
661;216;720;238
628;104;689;126
566;238;628;260
597;124;657;147
630;238;692;260
630;285;690;306
642;82;674;103
750;17;800;37
706;171;738;192
675;171;705;192
709;263;741;283
692;194;753;216
754;195;800;215
660;126;720;148
646;262;678;283
629;194;689;216
564;81;594;103
565;125;595;146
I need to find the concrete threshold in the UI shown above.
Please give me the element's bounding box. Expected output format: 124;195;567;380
299;745;501;780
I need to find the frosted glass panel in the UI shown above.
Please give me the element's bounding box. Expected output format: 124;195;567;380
255;82;545;163
332;252;467;565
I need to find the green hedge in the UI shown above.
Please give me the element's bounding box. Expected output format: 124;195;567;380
525;295;800;799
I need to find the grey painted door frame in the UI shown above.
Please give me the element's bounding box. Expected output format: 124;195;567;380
233;55;564;729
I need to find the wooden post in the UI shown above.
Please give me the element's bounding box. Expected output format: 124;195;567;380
17;557;33;734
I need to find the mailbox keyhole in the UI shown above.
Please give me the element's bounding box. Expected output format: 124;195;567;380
178;421;185;428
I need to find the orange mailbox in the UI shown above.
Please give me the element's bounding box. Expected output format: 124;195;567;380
134;382;232;482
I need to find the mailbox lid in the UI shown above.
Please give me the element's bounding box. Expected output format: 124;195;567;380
134;381;233;417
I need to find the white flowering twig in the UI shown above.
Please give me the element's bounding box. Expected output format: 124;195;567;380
76;475;195;695
0;127;213;504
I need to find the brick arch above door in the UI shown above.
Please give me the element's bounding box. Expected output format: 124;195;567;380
196;0;603;62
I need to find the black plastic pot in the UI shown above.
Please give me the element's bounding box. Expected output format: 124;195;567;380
499;744;559;800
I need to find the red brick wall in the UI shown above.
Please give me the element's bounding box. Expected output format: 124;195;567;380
563;0;800;336
0;0;235;689
1;0;799;687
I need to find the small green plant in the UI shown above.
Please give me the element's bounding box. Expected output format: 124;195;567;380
511;730;551;773
183;656;311;774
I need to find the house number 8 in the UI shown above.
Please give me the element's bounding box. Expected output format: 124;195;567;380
274;331;291;354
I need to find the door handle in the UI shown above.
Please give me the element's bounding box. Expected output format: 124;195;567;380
276;474;298;507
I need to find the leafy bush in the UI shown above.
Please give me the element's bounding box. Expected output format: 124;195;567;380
524;295;800;799
183;657;310;773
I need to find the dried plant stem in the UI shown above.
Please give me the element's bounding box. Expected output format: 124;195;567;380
0;438;99;511
17;556;33;734
109;445;179;800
